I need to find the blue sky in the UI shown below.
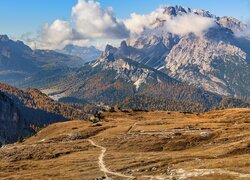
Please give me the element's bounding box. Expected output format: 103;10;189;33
1;0;250;41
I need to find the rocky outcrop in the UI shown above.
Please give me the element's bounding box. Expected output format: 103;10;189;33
219;16;247;32
165;28;250;97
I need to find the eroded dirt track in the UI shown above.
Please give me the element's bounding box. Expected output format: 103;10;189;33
88;139;135;179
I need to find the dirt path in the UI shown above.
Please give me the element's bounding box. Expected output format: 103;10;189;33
173;168;250;179
88;139;135;180
142;168;250;180
127;123;137;135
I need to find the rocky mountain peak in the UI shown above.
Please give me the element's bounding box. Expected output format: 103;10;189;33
192;9;216;18
219;16;247;32
99;46;116;63
163;5;189;16
0;35;10;42
162;6;217;19
63;44;75;51
0;35;32;52
103;44;116;55
104;44;112;52
120;40;128;49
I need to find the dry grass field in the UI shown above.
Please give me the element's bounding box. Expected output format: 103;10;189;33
0;108;250;180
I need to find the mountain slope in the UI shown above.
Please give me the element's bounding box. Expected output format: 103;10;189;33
0;91;33;144
165;27;250;99
115;6;250;101
43;47;249;111
0;35;82;85
0;82;88;127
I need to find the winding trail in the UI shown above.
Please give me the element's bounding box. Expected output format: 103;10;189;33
127;123;137;135
88;139;135;180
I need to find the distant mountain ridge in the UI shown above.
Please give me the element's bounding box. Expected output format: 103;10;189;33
0;35;84;85
57;45;102;63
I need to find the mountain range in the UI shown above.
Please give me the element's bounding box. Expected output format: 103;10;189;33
40;46;249;111
0;35;83;85
118;6;250;101
0;5;250;111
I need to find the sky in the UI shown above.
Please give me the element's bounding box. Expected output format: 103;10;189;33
0;0;250;49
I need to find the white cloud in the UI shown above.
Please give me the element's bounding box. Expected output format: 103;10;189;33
23;0;129;50
22;32;92;50
235;26;250;40
22;2;217;50
37;20;74;49
64;39;91;47
236;29;250;39
124;7;216;36
92;39;122;50
72;0;129;39
124;8;169;35
42;20;72;44
164;14;216;36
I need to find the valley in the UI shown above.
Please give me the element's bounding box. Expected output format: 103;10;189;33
0;2;250;180
0;108;249;179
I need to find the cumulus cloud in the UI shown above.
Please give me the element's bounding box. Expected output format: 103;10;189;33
164;14;216;36
22;2;217;50
124;8;169;35
37;20;74;49
22;20;91;50
42;20;72;44
235;23;250;40
236;29;250;40
124;7;216;37
72;0;129;39
24;0;129;50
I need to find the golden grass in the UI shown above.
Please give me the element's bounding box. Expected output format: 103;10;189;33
0;108;249;179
